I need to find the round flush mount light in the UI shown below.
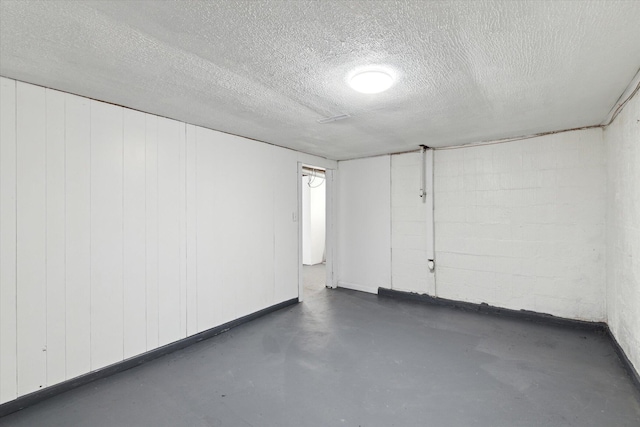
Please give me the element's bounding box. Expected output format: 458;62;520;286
349;70;394;94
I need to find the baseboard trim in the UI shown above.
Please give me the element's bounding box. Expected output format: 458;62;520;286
0;297;298;418
607;326;640;393
378;287;640;393
338;281;378;294
377;288;607;331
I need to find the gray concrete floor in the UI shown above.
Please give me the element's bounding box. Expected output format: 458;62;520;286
2;273;639;426
303;263;327;295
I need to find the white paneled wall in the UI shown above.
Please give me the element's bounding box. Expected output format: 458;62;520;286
0;77;334;404
90;101;124;371
605;89;640;373
185;124;198;336
145;114;160;351
272;149;300;304
194;127;281;329
157;118;186;347
434;129;607;321
65;93;91;380
16;82;47;395
0;77;17;403
123;109;147;359
337;156;391;293
45;89;65;387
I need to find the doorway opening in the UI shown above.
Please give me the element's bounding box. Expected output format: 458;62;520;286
298;164;333;301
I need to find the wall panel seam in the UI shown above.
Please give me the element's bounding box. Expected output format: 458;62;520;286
44;89;49;387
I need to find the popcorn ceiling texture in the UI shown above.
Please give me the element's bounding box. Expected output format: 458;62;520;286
605;88;640;374
1;1;639;160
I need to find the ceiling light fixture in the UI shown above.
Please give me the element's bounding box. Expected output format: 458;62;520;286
349;70;394;94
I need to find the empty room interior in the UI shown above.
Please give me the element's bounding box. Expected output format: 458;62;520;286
1;1;640;426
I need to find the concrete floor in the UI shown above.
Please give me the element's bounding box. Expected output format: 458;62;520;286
302;263;327;294
2;272;639;426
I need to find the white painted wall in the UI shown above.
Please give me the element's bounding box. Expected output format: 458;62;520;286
434;129;607;321
391;151;435;294
302;174;325;265
376;129;607;321
1;77;18;402
302;176;311;264
337;156;391;294
0;77;336;404
1;74;633;405
310;177;326;265
605;88;640;374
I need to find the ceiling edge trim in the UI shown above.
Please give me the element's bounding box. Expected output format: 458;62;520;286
0;73;337;163
434;124;603;151
338;124;603;162
601;67;640;127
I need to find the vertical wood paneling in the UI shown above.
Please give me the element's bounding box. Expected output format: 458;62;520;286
0;77;18;403
273;150;298;303
209;137;275;321
145;114;159;350
45;89;66;385
123;109;147;359
16;82;47;394
239;143;275;316
195;127;218;331
65;93;91;379
90;101;123;370
185;125;198;336
178;123;187;339
157;118;182;346
209;135;237;325
0;78;336;404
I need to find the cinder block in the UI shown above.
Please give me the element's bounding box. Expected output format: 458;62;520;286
391;233;426;251
431;128;606;320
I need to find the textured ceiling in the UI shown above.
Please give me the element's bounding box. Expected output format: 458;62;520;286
1;1;639;160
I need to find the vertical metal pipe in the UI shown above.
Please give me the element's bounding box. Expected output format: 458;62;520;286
419;145;427;202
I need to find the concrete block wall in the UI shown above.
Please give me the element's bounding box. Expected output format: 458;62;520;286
433;128;607;321
391;152;435;295
605;88;640;373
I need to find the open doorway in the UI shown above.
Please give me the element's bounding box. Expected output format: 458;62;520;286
298;164;334;301
301;166;326;297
